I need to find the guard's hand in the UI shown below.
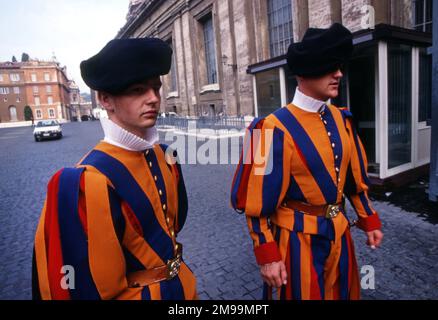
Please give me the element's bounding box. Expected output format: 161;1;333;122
260;261;287;288
366;229;384;249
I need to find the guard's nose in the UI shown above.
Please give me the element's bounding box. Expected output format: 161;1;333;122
145;88;160;104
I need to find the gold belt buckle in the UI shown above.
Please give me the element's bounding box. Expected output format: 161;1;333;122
325;204;340;219
166;243;183;280
166;256;181;280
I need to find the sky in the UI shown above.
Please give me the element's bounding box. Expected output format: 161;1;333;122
0;0;129;93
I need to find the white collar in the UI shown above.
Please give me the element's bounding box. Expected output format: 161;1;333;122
100;117;158;151
292;88;328;113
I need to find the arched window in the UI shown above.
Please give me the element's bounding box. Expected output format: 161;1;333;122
9;106;18;121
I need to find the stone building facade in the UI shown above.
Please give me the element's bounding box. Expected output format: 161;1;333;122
68;80;81;121
118;0;433;186
118;0;260;117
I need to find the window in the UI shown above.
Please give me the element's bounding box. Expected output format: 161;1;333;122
49;108;55;118
414;0;433;33
46;85;52;93
0;87;10;94
13;87;19;94
47;96;53;104
348;45;378;173
16;97;21;103
35;97;40;106
419;48;432;123
202;15;218;84
285;66;298;103
168;40;178;92
31;73;37;82
332;75;349;107
268;0;293;58
33;86;39;94
255;69;281;117
10;73;20;82
36;109;42;119
44;73;51;81
3;97;7;102
388;43;412;169
0;74;3;82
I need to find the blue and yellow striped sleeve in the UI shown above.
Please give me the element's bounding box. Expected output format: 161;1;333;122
33;168;127;300
159;145;188;234
231;118;291;264
343;112;382;232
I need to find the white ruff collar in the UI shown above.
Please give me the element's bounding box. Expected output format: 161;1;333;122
292;88;328;113
100;117;158;151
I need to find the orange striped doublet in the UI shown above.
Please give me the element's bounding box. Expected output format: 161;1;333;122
231;104;382;300
33;142;197;300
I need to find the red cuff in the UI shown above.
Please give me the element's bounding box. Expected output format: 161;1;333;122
357;214;382;232
254;242;282;265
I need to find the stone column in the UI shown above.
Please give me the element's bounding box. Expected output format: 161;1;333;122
232;0;256;116
390;0;413;29
341;0;373;32
292;0;309;41
308;0;342;28
217;0;238;115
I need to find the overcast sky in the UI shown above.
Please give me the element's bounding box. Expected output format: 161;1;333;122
0;0;129;93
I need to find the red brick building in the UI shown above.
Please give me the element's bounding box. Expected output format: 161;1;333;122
0;64;28;122
0;59;72;123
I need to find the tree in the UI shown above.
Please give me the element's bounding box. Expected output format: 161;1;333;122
24;106;33;121
21;53;30;62
12;56;17;62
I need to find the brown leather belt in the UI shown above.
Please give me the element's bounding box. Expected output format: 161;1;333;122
127;243;183;288
282;200;344;219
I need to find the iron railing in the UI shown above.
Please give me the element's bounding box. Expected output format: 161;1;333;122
157;115;246;132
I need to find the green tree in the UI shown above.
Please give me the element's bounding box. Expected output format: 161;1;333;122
21;53;30;62
24;106;33;121
12;56;17;62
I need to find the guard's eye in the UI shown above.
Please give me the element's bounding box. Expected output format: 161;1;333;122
130;86;146;94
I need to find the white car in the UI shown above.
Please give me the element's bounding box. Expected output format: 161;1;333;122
33;120;63;142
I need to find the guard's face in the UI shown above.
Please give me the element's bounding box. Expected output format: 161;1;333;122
299;69;343;101
100;77;162;137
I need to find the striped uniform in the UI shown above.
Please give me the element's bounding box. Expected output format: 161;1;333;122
231;104;382;300
33;142;197;300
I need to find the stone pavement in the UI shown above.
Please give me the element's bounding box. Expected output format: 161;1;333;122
0;122;437;300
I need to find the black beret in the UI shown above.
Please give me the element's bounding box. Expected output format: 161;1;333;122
287;23;353;77
80;38;172;94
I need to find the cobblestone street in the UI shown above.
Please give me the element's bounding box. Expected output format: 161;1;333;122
0;121;437;300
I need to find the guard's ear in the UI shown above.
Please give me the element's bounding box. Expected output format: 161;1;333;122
98;91;115;113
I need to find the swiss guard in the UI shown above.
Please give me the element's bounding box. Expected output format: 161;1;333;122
231;23;383;300
32;38;197;300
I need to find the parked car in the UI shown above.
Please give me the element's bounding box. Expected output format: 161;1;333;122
160;111;178;118
33;120;63;141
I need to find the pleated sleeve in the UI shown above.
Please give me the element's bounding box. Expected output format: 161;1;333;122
33;167;128;300
163;145;188;234
231;117;291;265
342;110;382;232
